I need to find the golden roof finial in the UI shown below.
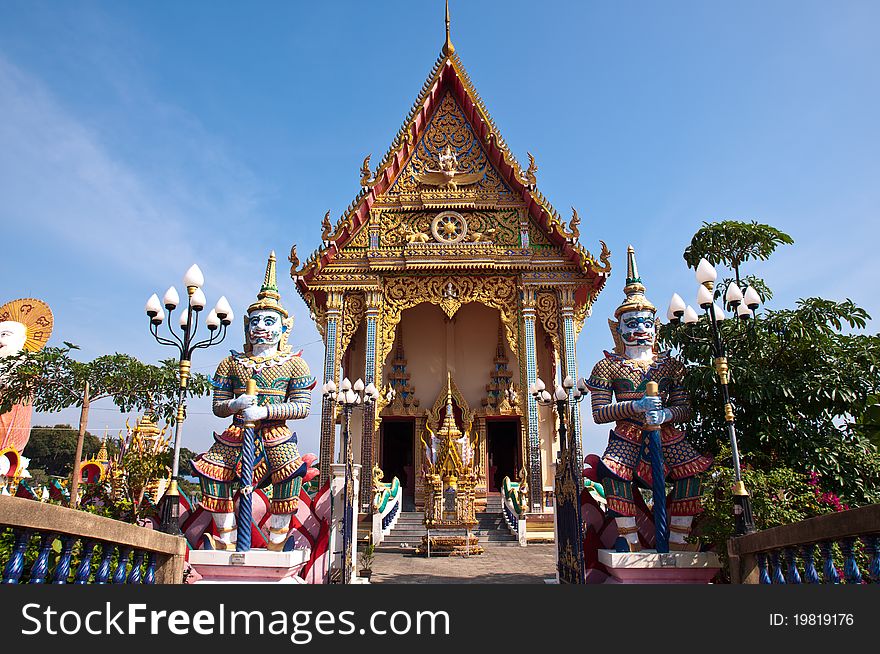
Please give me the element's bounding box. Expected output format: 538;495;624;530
443;0;455;55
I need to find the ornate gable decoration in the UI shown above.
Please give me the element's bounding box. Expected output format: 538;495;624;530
381;92;516;206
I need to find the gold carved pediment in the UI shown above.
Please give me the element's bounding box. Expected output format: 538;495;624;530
383;92;515;203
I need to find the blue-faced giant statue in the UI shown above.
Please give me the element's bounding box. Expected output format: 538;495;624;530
586;246;712;551
191;252;315;550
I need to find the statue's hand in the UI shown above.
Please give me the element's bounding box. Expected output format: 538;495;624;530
645;408;673;426
241;405;269;422
229;394;257;412
633;395;662;413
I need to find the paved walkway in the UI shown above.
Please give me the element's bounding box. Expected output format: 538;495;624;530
370;544;557;584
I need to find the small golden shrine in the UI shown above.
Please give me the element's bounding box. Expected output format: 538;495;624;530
292;5;610;517
423;373;478;528
80;412;172;505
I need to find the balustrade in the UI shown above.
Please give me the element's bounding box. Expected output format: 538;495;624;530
1;496;186;585
728;504;880;584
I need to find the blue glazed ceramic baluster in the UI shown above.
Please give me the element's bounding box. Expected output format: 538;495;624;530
95;544;114;584
784;547;802;584
841;538;862;584
127;550;145;584
3;530;32;584
756;553;771;584
801;544;820;584
771;550;786;584
112;547;131;584
819;541;840;584
863;536;880;582
74;540;98;584
144;552;157;585
52;536;76;584
28;533;55;584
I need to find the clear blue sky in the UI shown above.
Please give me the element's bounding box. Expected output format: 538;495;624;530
1;1;877;459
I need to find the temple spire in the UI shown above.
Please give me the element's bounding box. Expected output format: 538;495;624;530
443;0;455;55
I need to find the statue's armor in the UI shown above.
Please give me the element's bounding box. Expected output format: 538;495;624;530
587;350;712;517
191;351;315;515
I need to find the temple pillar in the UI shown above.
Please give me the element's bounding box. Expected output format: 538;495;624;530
359;289;381;511
521;287;543;511
319;291;343;486
559;287;582;465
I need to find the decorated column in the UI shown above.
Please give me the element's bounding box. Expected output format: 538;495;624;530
319;291;343;485
359;289;381;510
559;287;582;466
521;287;543;511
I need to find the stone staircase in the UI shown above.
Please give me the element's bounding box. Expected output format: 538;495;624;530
474;493;517;545
375;512;426;552
377;494;517;551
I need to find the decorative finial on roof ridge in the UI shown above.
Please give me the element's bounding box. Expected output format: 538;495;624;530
443;0;455;55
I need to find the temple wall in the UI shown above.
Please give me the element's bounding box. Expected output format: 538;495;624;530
390;302;511;415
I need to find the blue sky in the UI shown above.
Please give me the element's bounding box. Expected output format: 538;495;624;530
1;1;878;460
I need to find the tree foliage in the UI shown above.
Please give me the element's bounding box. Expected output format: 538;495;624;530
683;220;794;282
663;221;880;507
0;344;213;423
24;424;104;477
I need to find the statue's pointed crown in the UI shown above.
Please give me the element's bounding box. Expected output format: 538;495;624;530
614;245;656;318
247;251;289;318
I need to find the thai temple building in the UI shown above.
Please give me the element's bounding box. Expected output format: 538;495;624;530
292;8;610;519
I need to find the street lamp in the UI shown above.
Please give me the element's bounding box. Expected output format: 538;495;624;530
667;258;759;536
145;264;232;534
530;374;588;583
322;377;379;583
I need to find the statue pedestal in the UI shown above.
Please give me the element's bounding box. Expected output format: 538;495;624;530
188;549;310;584
598;550;721;584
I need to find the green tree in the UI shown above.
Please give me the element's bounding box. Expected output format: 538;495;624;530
0;344;213;422
663;221;880;508
683;220;794;284
23;424;101;477
1;343;213;505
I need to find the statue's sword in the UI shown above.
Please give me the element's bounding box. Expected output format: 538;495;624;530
643;381;669;553
236;378;258;552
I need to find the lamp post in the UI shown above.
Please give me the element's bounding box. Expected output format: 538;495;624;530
530;375;588;449
667;258;758;536
144;264;232;534
322;377;379;583
530;375;588;583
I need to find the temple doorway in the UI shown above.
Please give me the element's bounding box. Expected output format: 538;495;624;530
380;418;416;510
486;419;520;493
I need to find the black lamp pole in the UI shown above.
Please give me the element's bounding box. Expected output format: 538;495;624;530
144;268;231;534
668;260;759;537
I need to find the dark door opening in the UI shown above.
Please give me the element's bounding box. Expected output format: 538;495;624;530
380;419;415;510
486;419;520;493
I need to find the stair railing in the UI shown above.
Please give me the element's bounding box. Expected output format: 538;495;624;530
501;476;527;545
371;476;402;546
